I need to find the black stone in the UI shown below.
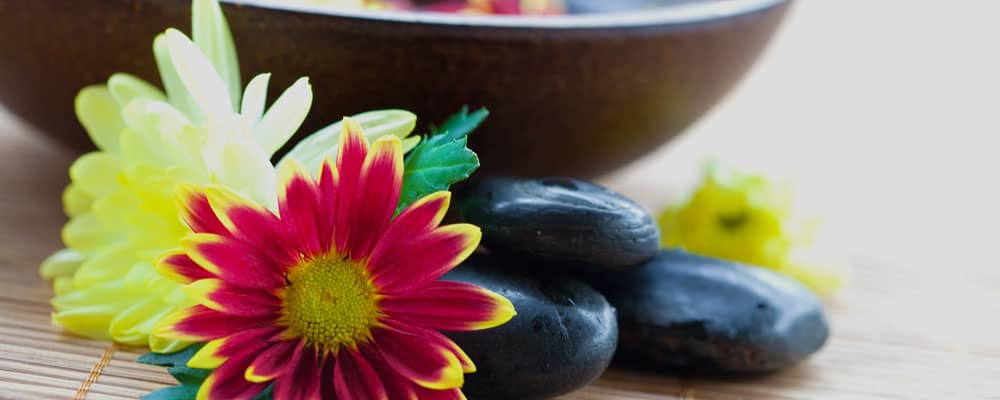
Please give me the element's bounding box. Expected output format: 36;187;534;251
458;177;659;271
594;249;829;374
444;254;618;400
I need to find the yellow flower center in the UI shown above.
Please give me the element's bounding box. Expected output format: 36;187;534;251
280;255;380;352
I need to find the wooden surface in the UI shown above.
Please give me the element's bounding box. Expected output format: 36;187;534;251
3;1;1000;399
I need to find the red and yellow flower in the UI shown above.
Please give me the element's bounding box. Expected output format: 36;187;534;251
154;118;514;399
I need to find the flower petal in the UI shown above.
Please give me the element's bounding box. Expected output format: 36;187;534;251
244;339;298;383
368;191;450;274
182;233;284;289
334;348;388;400
155;250;215;284
413;386;467;400
272;344;322;400
333;118;369;255
361;345;418;400
63;184;95;218
164;28;233;118
62;213;122;254
316;159;339;253
197;342;272;400
75;86;125;153
40;248;84;280
192;0;241;111
69;152;122;197
184;278;281;317
240;73;270;126
285;109;416;172
155;305;270;342
370;224;481;293
254;77;312;156
204;186;298;268
153;33;199;121
277;159;322;256
107;73;167;107
190;326;283;370
372;322;464;390
380;280;515;332
174;184;229;235
345;135;403;259
108;296;178;347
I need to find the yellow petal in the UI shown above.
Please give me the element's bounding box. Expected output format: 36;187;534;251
108;73;167;107
109;296;181;347
75;86;125;153
53;277;76;296
39;248;84;280
72;244;141;289
62;184;94;218
69;152;122;197
62;213;122;254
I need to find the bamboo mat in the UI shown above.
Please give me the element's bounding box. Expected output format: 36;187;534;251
4;0;1000;390
1;110;998;400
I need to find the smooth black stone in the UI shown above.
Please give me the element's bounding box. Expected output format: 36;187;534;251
458;177;659;271
594;249;829;374
444;254;618;400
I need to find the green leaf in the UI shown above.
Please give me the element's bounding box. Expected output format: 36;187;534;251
430;105;489;142
138;344;274;400
397;107;486;212
137;344;203;367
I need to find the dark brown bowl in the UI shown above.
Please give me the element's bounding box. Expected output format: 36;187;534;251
0;0;788;177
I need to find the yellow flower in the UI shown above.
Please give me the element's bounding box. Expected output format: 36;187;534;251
40;0;418;352
658;162;848;296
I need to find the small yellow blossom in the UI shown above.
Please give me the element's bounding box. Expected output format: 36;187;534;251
658;162;848;295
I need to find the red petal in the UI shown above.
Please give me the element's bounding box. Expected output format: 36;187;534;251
157;305;272;343
380;280;515;332
372;322;464;390
272;343;322;400
359;344;418;400
185;279;282;318
370;224;481;293
316;159;339;253
182;233;284;290
343;136;403;260
333;118;369;255
188;326;283;369
199;341;272;400
413;386;466;400
175;184;228;235
205;186;299;268
278;159;322;256
244;339;299;383
333;348;388;400
155;250;214;284
370;191;451;262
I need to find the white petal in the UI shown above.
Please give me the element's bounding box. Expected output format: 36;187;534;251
153;33;200;122
253;77;312;156
283;109;416;171
192;0;241;110
240;73;271;126
75;86;125;153
164;28;233;119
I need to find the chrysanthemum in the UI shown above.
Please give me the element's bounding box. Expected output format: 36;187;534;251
154;119;515;400
38;0;417;352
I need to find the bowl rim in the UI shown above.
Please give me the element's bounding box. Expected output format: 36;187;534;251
223;0;787;29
